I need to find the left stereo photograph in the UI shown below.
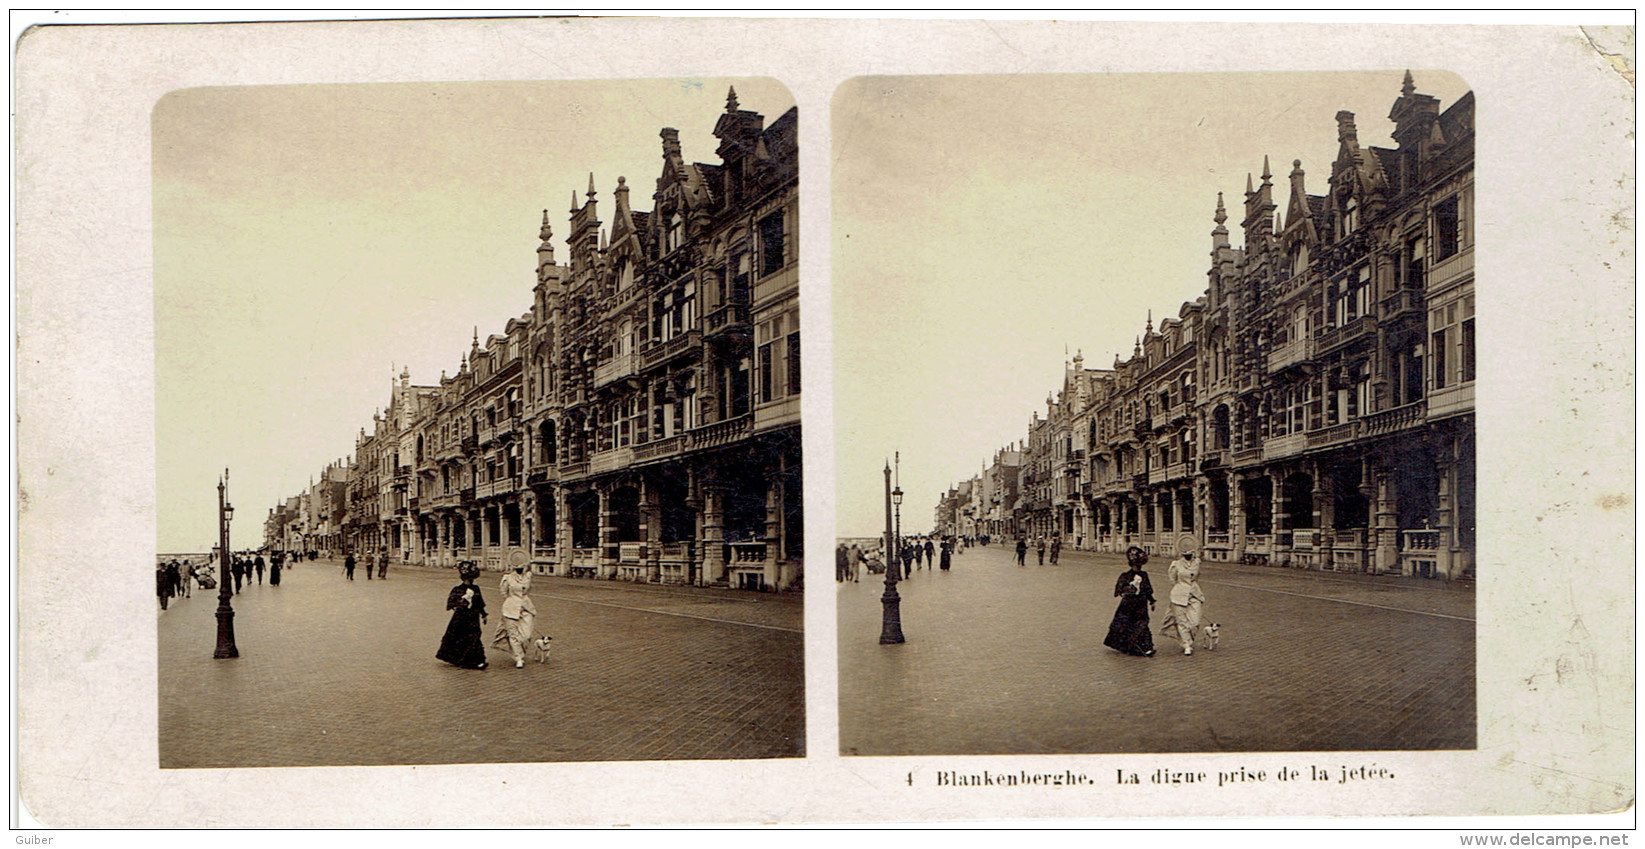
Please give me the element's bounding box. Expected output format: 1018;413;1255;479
154;78;804;768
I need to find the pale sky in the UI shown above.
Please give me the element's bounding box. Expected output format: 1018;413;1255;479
154;77;795;552
831;71;1470;538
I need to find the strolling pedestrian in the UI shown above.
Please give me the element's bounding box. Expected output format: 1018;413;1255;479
364;550;374;580
254;554;265;585
436;563;489;670
836;543;850;582
939;538;951;571
344;552;356;580
378;548;389;579
1160;550;1205;656
1015;537;1027;566
269;552;282;586
848;544;862;581
173;559;191;598
1103;546;1156;657
1050;536;1062;565
231;557;244;593
1037;537;1046;565
900;541;916;578
923;539;934;568
494;562;538;669
156;562;175;610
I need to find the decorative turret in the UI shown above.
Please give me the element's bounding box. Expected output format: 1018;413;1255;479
1212;191;1229;251
537;209;555;262
1389;69;1441;154
1242;155;1277;240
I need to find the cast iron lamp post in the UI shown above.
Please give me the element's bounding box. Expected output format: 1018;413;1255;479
878;458;904;644
213;470;239;658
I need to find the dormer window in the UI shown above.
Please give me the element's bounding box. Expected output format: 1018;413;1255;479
663;212;684;254
1341;196;1359;237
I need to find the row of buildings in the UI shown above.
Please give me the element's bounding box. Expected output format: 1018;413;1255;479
935;74;1474;580
266;89;803;591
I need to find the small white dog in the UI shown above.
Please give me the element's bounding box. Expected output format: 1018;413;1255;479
532;635;553;664
1198;623;1221;651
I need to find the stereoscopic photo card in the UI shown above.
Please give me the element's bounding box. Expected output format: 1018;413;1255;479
13;14;1634;829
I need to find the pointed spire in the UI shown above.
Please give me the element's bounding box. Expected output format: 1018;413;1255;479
539;209;552;240
1402;69;1416;97
1261;155;1272;184
1214;192;1227;228
1245;173;1255;197
570;189;579;213
726;85;739;113
1146;309;1153;335
586;173;596;199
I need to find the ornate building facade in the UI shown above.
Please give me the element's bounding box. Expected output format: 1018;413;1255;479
938;75;1474;579
267;90;802;591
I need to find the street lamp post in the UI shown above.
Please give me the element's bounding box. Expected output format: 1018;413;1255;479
213;470;239;658
878;458;904;644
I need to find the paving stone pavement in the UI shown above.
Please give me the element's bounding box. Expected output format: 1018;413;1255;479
837;543;1474;756
159;560;803;768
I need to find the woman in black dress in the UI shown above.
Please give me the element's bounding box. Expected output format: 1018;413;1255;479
1103;546;1156;656
436;563;489;669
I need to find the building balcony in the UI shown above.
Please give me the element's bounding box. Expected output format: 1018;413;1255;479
703;302;751;339
593;352;638;389
1428;382;1475;421
1231;446;1263;466
689;413;752;451
526;467;558;486
1132;472;1148;491
408;496;420;512
1427;248;1474;289
589;447;635;475
1199;449;1227;472
559;460;590;480
459;486;475;507
1381;288;1423;322
641;329;701;372
728;541;768;566
1364;400;1427;436
1263;431;1309;460
1401;529;1441;552
1266;336;1315;373
1317;314;1376;356
461;435;479;455
634;434;687;464
1308;418;1366;451
1205;531;1232;547
1148;462;1191;486
476;475;519;500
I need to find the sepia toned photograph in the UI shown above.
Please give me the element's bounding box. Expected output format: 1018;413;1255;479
834;71;1478;756
14;14;1633;829
153;77;804;767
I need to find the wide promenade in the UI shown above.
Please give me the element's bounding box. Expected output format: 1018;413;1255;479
159;559;804;768
838;542;1474;756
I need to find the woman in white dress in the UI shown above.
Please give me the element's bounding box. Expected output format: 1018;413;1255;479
496;563;538;669
1162;550;1206;655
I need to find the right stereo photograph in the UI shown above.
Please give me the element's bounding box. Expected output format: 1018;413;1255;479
831;71;1476;757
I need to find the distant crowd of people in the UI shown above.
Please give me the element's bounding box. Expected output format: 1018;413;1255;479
837;533;980;582
155;548;332;610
